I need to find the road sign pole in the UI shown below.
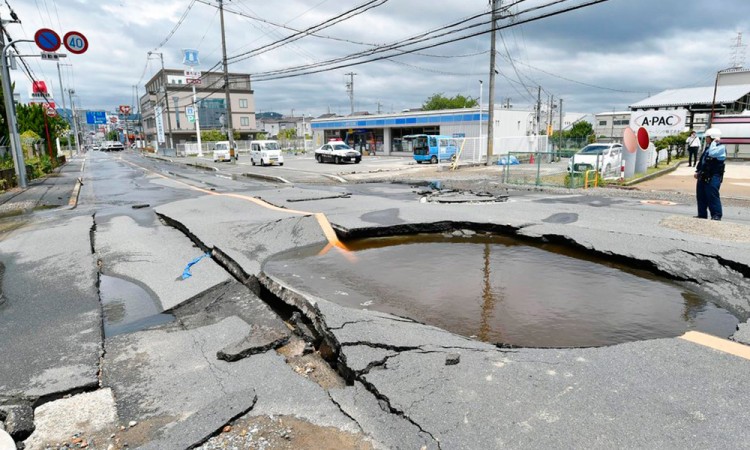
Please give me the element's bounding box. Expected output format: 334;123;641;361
193;82;202;157
1;39;30;188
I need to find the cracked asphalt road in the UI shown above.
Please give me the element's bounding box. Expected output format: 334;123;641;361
1;151;749;449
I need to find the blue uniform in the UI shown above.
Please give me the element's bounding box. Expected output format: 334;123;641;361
695;140;726;220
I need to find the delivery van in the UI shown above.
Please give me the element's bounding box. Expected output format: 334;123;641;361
213;141;232;162
250;140;284;166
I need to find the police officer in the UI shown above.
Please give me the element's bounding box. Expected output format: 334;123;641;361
694;128;726;220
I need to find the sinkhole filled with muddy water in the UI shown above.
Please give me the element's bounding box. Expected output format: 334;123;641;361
264;233;738;348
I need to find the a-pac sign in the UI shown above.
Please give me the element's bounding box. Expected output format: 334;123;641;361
630;110;687;137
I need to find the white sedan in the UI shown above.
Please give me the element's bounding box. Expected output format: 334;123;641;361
315;142;361;164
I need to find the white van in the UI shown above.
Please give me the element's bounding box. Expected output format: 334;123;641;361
213;141;232;162
250;140;284;166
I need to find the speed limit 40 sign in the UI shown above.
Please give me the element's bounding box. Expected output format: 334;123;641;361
63;31;88;54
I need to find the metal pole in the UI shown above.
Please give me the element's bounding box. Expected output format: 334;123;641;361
56;61;72;155
709;70;721;127
219;0;236;164
193;84;203;157
346;72;356;115
156;52;174;149
0;39;27;187
558;98;563;161
535;86;542;186
68;89;82;154
486;0;499;166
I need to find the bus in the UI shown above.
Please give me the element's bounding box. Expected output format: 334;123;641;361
403;134;458;164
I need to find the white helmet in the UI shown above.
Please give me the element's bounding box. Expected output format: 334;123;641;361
705;128;722;139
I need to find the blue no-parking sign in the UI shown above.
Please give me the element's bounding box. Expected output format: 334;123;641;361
34;28;61;52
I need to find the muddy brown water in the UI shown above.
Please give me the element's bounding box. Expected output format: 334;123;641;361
264;233;738;348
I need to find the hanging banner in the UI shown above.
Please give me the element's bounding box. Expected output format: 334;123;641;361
155;106;165;144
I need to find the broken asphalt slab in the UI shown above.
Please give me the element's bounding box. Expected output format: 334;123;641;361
0;214;100;402
95;213;232;311
270;288;750;449
154;194;329;277
103;294;358;448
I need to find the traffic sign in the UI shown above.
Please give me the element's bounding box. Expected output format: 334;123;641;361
109;116;118;124
186;78;201;85
185;106;195;116
86;111;107;125
40;52;63;61
63;31;88;55
46;107;58;117
34;28;61;53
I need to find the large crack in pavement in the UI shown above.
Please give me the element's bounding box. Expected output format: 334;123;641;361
157;213;750;448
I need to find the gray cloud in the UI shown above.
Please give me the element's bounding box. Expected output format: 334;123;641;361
8;0;750;118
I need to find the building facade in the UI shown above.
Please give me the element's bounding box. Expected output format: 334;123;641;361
140;69;258;147
594;111;632;141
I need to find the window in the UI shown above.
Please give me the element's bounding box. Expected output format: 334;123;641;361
239;99;248;108
599;120;607;126
240;117;250;126
614;119;630;126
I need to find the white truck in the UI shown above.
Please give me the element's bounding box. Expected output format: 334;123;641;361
250;140;284;166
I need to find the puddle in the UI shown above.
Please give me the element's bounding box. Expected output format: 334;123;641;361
100;275;174;337
264;234;739;348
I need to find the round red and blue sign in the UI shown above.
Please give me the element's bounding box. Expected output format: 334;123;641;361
34;28;61;52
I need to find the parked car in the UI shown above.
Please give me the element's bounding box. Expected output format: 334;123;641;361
567;143;623;177
213;141;233;162
315;141;361;164
250;140;284;166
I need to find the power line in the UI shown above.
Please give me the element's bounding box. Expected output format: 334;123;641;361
249;0;613;82
153;0;197;51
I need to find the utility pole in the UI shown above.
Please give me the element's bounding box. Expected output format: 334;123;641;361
0;33;27;187
535;86;541;136
558;98;563;160
377;101;383;114
219;0;236;164
192;83;203;157
345;72;356;115
56;61;72;155
68;89;82;154
486;0;498;166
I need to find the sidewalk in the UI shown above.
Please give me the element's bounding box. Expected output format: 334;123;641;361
0;157;84;217
635;161;750;199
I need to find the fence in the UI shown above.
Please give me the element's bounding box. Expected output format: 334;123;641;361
498;150;625;188
439;135;549;169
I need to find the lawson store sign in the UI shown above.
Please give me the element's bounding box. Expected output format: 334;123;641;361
630;110;687;137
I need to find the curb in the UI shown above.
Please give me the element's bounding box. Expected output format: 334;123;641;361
68;177;83;208
623;160;686;186
240;172;291;184
186;162;219;172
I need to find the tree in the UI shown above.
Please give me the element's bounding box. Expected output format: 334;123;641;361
201;129;239;141
16;103;68;144
422;93;478;110
106;130;119;141
278;128;296;140
566;120;594;139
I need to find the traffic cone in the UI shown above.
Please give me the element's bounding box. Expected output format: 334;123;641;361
529;153;535;164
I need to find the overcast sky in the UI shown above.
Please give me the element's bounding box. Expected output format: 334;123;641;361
8;0;750;118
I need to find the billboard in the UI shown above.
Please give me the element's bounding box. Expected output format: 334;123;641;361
629;110;687;137
155;106;165;144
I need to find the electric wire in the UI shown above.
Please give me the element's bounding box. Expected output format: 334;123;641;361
248;0;612;81
153;0;196;51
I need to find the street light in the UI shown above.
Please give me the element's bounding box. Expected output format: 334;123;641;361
147;51;174;149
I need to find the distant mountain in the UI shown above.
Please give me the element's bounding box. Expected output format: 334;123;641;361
256;112;283;119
